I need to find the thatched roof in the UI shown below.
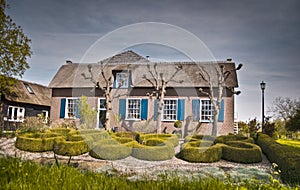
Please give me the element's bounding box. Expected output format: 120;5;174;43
49;51;238;89
3;79;51;106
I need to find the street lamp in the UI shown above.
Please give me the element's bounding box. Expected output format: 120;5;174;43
260;81;266;133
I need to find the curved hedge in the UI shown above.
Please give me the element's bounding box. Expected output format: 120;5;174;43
256;133;300;184
184;135;215;143
221;141;262;163
89;139;132;160
139;134;179;147
131;140;175;161
15;133;63;152
178;141;222;163
49;128;72;137
53;138;91;156
215;135;254;144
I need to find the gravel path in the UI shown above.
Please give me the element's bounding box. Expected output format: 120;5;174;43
0;137;272;177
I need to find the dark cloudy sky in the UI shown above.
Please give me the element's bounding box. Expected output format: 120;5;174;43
6;0;300;121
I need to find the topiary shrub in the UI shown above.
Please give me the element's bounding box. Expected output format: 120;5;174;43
112;137;133;144
178;141;222;163
15;133;63;152
89;139;132;160
139;134;179;147
53;138;91;156
131;140;175;161
256;133;300;184
221;141;262;163
50;128;72;137
215;134;254;144
184;135;215;143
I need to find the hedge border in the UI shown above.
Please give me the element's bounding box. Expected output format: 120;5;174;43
178;141;222;163
89;139;132;160
53;138;91;156
221;141;262;164
256;133;300;184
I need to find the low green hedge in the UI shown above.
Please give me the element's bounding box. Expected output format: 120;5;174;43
89;139;132;160
49;128;72;137
139;134;179;147
256;133;300;184
15;133;63;152
184;135;216;143
221;141;262;164
131;140;175;161
215;134;254;144
178;141;222;163
112;137;134;144
53;138;91;156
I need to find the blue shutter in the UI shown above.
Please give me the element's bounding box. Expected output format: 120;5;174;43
60;98;66;118
141;99;148;120
218;100;225;122
119;99;126;119
113;73;117;88
177;99;185;121
75;99;80;118
192;99;200;121
154;99;158;121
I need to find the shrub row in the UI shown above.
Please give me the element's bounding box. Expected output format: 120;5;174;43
89;136;175;161
53;138;91;156
15;135;64;152
256;133;300;184
215;134;254;144
179;135;261;163
178;141;222;163
139;134;179;147
222;141;262;163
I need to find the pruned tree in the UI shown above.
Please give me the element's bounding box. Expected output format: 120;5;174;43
81;62;130;131
143;63;183;133
0;0;31;128
269;97;300;122
198;63;242;136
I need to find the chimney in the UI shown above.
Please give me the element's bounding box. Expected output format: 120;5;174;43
66;60;73;64
226;58;232;62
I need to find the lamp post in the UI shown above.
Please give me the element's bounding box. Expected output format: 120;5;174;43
260;81;266;133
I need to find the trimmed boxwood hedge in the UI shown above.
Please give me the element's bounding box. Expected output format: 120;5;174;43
215;134;254;144
49;128;72;137
139;134;179;147
131;139;175;161
89;139;132;160
184;135;216;143
256;133;300;184
221;141;262;163
53;138;91;156
178;141;222;163
15;133;63;152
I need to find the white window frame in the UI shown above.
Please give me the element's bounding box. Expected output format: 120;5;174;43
97;98;107;128
7;106;25;122
65;98;79;119
162;98;177;121
115;72;129;88
126;98;141;120
24;83;34;94
200;98;214;123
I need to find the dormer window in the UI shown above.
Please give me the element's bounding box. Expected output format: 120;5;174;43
114;71;129;88
24;83;34;94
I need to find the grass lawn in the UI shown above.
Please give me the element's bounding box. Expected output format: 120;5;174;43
276;139;300;156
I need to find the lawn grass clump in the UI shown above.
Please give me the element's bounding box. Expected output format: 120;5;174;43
177;141;222;163
257;133;300;185
221;141;262;163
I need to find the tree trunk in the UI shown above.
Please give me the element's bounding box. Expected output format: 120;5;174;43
104;92;112;131
212;110;219;136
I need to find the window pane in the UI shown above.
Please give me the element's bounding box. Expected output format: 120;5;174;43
163;99;177;121
201;100;214;122
116;73;128;88
127;99;141;120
